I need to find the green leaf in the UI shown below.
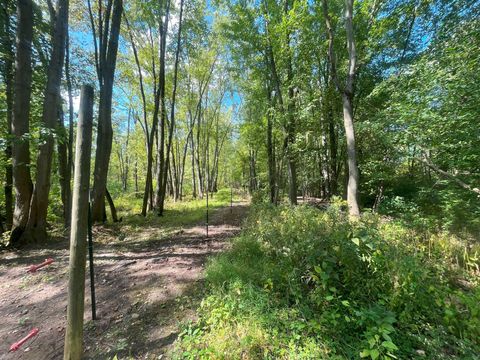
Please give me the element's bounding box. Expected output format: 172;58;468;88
352;238;360;246
382;333;392;342
360;350;370;358
382;341;398;351
370;349;380;360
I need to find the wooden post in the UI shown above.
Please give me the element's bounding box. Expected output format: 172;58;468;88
87;204;96;320
64;85;94;360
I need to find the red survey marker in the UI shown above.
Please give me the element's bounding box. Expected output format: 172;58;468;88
27;258;54;273
9;328;39;352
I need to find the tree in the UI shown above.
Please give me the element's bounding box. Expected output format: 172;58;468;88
157;0;185;215
154;0;171;214
24;0;69;241
10;0;34;245
1;0;14;229
89;0;123;222
321;0;360;217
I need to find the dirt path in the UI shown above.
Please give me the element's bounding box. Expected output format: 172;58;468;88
0;202;248;360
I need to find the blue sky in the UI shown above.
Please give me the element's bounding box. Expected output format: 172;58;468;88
66;2;242;133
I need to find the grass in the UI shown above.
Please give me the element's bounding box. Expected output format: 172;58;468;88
95;188;244;247
173;200;480;359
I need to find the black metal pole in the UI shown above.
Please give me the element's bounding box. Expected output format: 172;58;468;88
87;203;97;320
230;186;233;213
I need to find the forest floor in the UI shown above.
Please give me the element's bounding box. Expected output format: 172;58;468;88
0;197;249;360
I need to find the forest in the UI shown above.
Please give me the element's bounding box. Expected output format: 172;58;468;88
0;0;479;359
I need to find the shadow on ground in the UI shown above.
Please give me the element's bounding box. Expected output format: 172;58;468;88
0;202;248;360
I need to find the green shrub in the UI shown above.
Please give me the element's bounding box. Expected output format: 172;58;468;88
174;204;480;359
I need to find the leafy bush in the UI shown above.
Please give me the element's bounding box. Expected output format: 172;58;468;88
174;204;479;359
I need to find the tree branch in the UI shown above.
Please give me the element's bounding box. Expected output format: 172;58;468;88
417;155;480;196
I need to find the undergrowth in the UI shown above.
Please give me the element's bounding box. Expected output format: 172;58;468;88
173;201;480;359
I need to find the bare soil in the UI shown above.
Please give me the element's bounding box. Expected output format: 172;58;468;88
0;202;248;360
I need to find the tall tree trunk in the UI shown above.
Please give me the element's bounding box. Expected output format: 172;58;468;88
342;93;360;216
342;0;360;216
155;0;173;214
25;0;69;241
90;0;123;222
105;188;119;222
328;100;338;196
190;133;197;198
264;0;294;204
158;0;184;214
125;14;158;216
65;28;74;223
57;107;70;227
174;138;182;199
170;142;179;201
195;108;204;199
320;133;330;198
187;58;216;200
134;159;138;193
285;0;297;205
124;109;130;191
249;149;258;193
179;128;192;200
266;89;276;204
2;1;14;229
322;0;360;217
10;0;34;245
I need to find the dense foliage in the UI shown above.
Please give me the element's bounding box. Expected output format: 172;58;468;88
1;0;479;237
175;203;479;359
1;0;479;357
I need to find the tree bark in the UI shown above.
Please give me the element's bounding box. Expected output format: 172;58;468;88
285;0;297;205
124;109;130;191
105;188;119;222
263;0;296;204
190;129;197;198
322;0;360;217
126;15;156;216
342;93;360;216
65;28;74;224
25;0;69;241
134;159;138;193
266;88;277;204
249;149;258;193
328;100;338;195
1;1;13;229
10;0;34;246
179;127;193;200
155;0;171;214
90;0;123;222
417;156;480;196
158;0;184;214
57;107;70;227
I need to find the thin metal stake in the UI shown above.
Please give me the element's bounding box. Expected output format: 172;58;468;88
87;203;97;320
